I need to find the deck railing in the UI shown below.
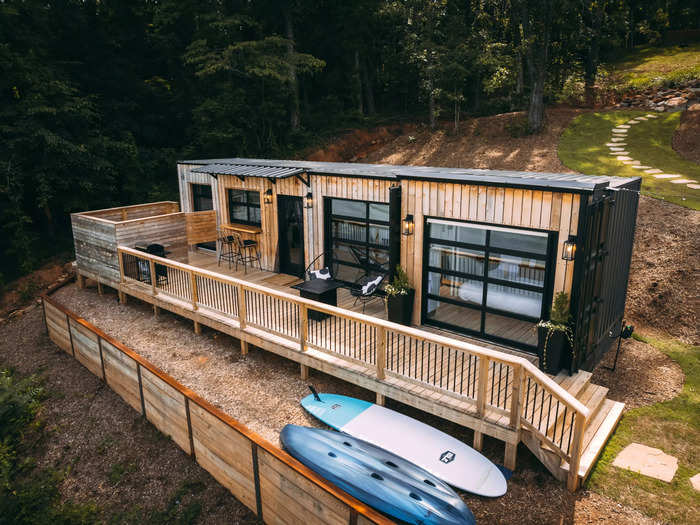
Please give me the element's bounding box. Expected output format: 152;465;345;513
117;245;589;490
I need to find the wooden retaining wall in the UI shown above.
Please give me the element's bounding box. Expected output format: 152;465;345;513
41;292;391;525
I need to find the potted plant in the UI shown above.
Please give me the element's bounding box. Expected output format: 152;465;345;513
537;292;574;374
385;265;415;326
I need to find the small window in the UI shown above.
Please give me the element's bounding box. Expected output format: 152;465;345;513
227;189;261;226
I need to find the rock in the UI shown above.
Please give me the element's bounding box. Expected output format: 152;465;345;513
612;443;678;483
690;473;700;492
666;97;687;108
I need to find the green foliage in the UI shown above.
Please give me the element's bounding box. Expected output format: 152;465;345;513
586;334;700;523
550;292;570;326
385;265;412;296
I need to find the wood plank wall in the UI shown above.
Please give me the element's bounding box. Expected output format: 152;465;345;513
185;210;218;245
83;202;179;221
115;213;188;260
42;295;392;525
71;214;120;285
399;181;581;324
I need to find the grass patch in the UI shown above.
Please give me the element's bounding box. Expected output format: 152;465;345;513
586;334;699;524
602;43;700;92
558;110;700;210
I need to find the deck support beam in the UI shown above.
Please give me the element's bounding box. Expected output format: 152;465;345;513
97;281;104;296
300;364;309;381
153;304;160;317
504;442;518;471
194;320;201;335
118;290;127;304
240;340;249;355
376;392;385;406
77;273;86;289
473;431;483;451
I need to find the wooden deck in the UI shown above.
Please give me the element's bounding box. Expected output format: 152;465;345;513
77;245;624;490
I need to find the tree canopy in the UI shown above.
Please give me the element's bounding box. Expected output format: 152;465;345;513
1;0;697;283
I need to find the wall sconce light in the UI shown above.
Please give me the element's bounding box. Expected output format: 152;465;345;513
305;192;313;208
264;189;273;204
402;214;414;236
562;235;577;261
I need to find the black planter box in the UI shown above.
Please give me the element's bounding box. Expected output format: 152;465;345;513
537;326;571;374
387;289;415;326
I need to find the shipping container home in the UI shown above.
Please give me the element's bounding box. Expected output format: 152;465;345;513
178;158;640;372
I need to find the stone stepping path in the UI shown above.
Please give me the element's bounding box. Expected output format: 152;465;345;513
612;443;678;482
605;115;697;190
691;473;700;492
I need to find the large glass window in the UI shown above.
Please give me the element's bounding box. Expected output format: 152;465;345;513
423;219;554;350
191;184;215;250
326;198;390;285
227;189;261;226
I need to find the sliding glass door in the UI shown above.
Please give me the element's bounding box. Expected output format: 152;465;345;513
423;218;556;351
325;198;390;285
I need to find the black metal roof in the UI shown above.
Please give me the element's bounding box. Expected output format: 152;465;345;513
179;158;640;192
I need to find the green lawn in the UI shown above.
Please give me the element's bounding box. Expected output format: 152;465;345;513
602;43;700;92
558;110;700;210
586;334;700;524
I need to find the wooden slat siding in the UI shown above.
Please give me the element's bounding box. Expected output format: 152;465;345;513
485;187;495;223
494;187;505;224
554;194;574;295
541;192;553;230
503;188;514;225
186;210;217;245
521;190;533;226
140;366;192;453
564;194;581;296
549;193;563;230
101;339;143;413
41;293;392;524
69;319;103;377
258;447;351;525
115;213;188;260
82;202;180;222
45;301;72;353
468;186;478;221
71;214;120;285
189;402;257;510
531;191;543;229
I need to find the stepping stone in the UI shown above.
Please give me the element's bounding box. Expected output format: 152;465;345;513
646;114;658;118
688;184;700;190
635;116;648;121
616;156;633;161
631;165;652;169
653;174;680;179
610;151;630;156
627;120;640;124
612;128;628;132
690;473;700;492
644;168;663;173
670;179;696;184
611;137;626;142
606;143;626;147
609;146;626;151
612;443;678;482
616;124;631;128
623;160;640;165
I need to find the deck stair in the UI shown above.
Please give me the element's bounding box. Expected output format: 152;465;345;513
521;369;624;484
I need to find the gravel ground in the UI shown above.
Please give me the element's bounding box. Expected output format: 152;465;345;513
42;282;664;524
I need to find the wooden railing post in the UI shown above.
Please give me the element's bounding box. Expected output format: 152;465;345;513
509;364;524;429
237;285;247;329
190;270;198;311
376;327;386;380
299;305;308;352
117;249;127;304
149;258;157;296
567;411;586;491
473;356;490;451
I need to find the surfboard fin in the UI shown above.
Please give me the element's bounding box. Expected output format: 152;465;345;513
308;385;322;402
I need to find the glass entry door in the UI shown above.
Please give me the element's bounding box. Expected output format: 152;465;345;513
423;218;556;351
277;195;305;277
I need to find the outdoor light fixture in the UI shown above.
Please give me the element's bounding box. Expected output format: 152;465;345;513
305;192;313;208
264;189;273;204
562;235;577;261
402;214;415;236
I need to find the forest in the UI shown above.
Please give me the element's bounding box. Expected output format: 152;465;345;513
1;0;698;284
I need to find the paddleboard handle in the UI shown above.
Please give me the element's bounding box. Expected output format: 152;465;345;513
308;385;322;402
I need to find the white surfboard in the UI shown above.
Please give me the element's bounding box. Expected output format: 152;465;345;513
301;391;508;497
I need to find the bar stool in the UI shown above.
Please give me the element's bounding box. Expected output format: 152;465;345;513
232;232;262;274
218;233;236;269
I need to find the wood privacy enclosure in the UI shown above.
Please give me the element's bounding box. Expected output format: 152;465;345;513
42;291;391;525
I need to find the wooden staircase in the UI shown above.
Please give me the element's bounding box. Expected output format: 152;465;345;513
521;370;625;484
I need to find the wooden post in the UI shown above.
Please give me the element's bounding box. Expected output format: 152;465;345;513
190;271;198;311
504;442;518;471
237;286;247;329
567;412;586;491
376;392;385;406
118;250;127;304
153;304;160;317
474;357;490;451
194;320;201;335
77;273;86;289
509;365;524;429
240;339;249;355
376;327;386;380
299;305;308;352
149;259;157;296
300;364;309;380
97;281;104;296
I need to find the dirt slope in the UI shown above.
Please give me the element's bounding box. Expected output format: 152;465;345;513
306;108;583;172
672;104;700;164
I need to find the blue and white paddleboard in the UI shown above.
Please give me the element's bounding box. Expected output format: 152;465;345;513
280;425;475;525
301;389;507;497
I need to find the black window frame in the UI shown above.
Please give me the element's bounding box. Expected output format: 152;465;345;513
324;197;391;286
422;217;557;352
191;183;213;212
227;189;261;226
